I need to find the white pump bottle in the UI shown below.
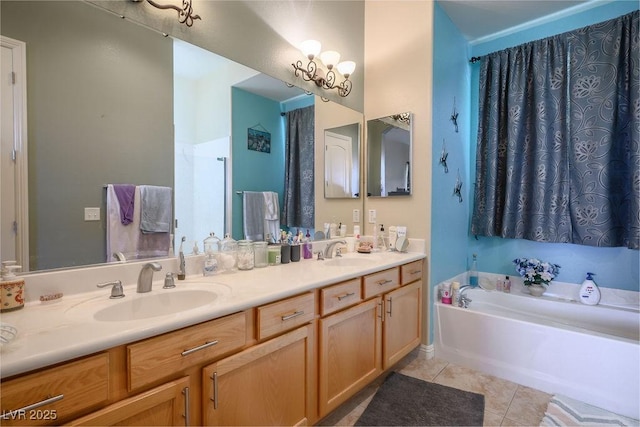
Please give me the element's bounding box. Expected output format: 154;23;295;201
579;272;601;305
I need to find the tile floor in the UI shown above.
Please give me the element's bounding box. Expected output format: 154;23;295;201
317;349;552;426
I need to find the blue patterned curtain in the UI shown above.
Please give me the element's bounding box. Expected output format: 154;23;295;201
283;105;315;229
472;11;639;249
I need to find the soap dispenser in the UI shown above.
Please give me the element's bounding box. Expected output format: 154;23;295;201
579;272;601;305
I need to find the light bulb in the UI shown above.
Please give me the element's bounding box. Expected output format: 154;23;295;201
336;61;356;77
300;40;321;59
319;50;341;69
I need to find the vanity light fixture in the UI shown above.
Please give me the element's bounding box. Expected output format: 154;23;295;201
292;39;356;98
131;0;201;27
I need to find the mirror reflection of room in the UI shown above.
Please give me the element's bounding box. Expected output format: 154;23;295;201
367;113;412;197
324;123;360;199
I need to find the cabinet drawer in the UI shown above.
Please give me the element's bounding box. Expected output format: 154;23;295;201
128;311;246;391
256;292;315;341
0;353;109;426
401;260;424;285
320;278;362;316
363;267;400;299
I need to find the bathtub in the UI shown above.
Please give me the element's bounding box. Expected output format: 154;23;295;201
434;287;640;419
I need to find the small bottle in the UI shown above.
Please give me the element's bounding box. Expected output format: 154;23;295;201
377;224;386;250
579;272;601;305
388;226;398;251
441;282;452;304
503;276;511;293
469;253;479;287
451;281;460;306
496;278;503;292
340;223;347;237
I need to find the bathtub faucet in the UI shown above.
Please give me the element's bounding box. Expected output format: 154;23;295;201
458;285;473;308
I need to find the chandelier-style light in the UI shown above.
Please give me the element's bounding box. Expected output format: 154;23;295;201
292;40;356;98
132;0;201;27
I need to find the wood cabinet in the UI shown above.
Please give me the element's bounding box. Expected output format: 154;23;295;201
318;297;382;417
202;324;315;426
0;353;109;426
69;376;190;426
382;279;422;369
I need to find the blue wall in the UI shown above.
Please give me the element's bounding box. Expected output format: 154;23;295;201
467;1;639;291
231;87;285;240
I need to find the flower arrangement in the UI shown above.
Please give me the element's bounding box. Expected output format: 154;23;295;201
513;258;561;286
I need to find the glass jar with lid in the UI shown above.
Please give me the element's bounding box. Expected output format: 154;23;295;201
203;232;221;276
219;234;238;272
237;240;255;270
253;241;268;268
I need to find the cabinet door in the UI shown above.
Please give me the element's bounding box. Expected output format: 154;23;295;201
383;280;422;369
318;297;382;418
69;376;190;426
202;325;313;426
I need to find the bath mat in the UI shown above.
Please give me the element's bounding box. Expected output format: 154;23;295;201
540;394;639;426
355;372;485;426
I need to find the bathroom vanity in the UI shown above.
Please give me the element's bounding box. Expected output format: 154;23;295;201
0;250;425;426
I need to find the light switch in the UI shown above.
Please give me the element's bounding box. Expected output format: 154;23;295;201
353;209;360;223
368;209;376;224
84;207;100;221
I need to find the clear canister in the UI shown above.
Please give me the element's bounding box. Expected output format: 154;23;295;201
253;241;268;268
237;240;254;270
219;234;238;272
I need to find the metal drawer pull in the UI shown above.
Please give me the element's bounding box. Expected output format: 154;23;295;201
181;340;219;356
210;372;219;410
377;302;383;319
281;310;304;321
182;387;190;426
1;394;64;419
337;292;355;301
377;279;393;286
387;297;393;317
410;269;422;275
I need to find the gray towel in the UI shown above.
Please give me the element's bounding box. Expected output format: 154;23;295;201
243;191;265;241
140;185;172;233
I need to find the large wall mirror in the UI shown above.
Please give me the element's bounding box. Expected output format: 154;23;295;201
0;0;363;273
366;113;412;197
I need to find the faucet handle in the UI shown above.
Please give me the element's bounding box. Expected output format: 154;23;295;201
335;248;342;258
315;251;325;261
97;280;125;299
164;273;176;289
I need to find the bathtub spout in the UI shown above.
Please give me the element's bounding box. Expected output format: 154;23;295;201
458;285;473;308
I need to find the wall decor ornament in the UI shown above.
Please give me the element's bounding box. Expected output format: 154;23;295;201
453;169;463;203
450;97;459;133
247;125;271;153
439;139;449;173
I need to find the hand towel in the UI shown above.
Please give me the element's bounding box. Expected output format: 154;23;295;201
263;191;280;243
140;185;172;233
106;184;139;262
243;191;265;241
113;184;136;225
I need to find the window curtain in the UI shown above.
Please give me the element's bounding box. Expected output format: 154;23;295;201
471;11;639;249
283;105;315;229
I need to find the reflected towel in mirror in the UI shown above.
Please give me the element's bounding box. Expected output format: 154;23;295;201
140;185;172;233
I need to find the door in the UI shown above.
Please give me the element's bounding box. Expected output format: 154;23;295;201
383;280;422;369
0;36;28;270
324;131;352;198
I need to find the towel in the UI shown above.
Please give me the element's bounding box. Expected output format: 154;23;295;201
243;191;265;241
540;394;639;426
263;191;280;242
106;184;140;262
113;184;136;225
140;185;172;233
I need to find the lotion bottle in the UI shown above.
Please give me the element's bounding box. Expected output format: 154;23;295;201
579;272;601;305
1;262;24;312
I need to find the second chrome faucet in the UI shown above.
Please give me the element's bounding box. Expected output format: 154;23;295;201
137;262;162;293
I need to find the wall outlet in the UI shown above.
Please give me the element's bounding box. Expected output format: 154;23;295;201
368;209;376;224
353;209;360;223
84;207;100;221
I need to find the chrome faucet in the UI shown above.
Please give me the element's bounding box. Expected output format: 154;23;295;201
323;240;347;259
458;285;473;308
137;262;162;293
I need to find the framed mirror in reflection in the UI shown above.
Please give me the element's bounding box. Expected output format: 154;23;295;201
366;112;412;197
324;123;360;199
0;0;363;273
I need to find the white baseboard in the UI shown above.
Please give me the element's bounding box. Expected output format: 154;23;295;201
419;344;434;359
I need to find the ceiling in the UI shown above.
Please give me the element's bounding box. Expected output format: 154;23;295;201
437;0;597;42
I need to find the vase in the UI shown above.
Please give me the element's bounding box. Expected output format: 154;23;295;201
528;284;546;297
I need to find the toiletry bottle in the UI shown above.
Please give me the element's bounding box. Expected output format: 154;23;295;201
441;282;452;304
1;262;24;312
340;223;347;237
496;278;503;292
579;272;601;305
378;224;386;250
451;281;460;306
469;253;478;287
372;222;378;252
388;225;398;251
503;276;511;293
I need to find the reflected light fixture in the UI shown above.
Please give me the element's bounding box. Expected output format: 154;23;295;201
131;0;201;27
292;40;356;98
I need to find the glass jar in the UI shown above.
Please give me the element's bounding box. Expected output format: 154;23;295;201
253;242;268;268
219;234;238;272
237;240;254;270
268;245;281;265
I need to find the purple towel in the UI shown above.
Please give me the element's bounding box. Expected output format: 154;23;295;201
113;184;136;225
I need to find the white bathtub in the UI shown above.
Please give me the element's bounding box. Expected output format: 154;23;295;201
434;287;640;419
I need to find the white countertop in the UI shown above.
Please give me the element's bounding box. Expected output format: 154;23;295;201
0;249;425;379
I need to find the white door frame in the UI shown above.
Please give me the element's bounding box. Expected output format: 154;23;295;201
1;36;29;270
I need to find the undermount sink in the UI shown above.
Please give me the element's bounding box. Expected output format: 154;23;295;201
66;285;230;322
324;257;375;267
